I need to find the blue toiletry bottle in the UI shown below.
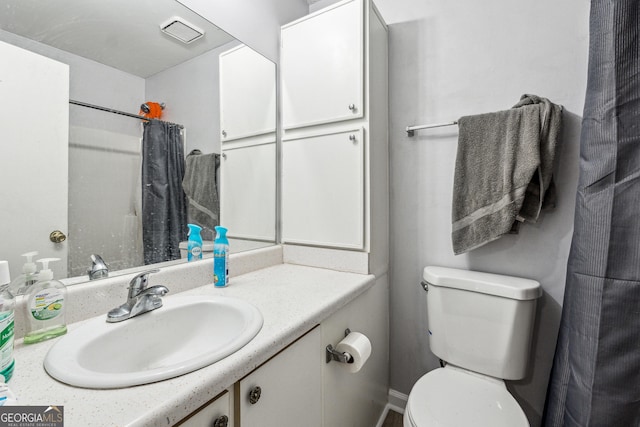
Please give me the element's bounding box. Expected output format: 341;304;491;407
187;224;203;262
213;226;229;287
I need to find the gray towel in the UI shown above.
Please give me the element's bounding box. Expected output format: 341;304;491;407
452;94;563;255
182;150;220;232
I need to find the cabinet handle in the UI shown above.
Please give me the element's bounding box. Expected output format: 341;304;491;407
349;134;357;142
248;386;262;404
213;415;228;427
221;130;227;137
348;104;356;111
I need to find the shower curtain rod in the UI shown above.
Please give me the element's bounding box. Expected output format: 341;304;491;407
69;99;184;129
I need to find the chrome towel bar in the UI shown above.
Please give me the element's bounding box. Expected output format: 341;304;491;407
406;121;458;137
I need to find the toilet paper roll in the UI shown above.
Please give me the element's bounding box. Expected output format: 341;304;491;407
335;331;372;373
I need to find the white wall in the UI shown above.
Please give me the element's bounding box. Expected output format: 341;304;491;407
178;0;310;62
372;0;589;425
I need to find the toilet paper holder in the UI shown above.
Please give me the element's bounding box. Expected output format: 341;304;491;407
325;329;354;364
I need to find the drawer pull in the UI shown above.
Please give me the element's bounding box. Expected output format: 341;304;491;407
213;415;228;427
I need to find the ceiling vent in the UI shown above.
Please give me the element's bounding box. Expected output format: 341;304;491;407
160;17;204;44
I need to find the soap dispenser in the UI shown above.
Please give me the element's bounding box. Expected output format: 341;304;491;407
9;251;39;296
0;261;15;382
24;258;67;344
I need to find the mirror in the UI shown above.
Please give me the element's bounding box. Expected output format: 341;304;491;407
0;0;277;283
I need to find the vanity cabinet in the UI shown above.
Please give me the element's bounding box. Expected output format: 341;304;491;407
233;277;388;427
281;0;363;129
236;327;322;427
281;0;388;257
322;275;389;427
176;389;233;427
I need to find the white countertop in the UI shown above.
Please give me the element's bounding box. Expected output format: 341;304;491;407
10;263;375;427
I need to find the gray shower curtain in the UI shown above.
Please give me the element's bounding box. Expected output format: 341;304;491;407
141;120;187;265
543;1;640;426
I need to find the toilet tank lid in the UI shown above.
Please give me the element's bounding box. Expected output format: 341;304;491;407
423;266;541;300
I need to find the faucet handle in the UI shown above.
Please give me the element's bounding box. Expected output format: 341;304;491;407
91;254;107;268
128;269;160;298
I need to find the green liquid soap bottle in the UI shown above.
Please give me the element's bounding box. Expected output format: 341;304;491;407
0;261;16;382
9;251;39;296
24;258;67;345
213;226;229;287
187;224;203;262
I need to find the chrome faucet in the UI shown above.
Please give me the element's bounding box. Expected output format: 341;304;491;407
88;254;109;280
106;269;169;323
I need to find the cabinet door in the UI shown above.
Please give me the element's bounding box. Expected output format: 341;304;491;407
221;142;276;241
282;129;364;249
238;327;322;427
220;44;276;141
282;0;363;129
177;390;232;427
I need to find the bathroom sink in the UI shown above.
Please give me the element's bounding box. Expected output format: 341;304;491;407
44;295;263;389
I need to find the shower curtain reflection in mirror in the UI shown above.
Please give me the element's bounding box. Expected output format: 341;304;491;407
141;120;188;264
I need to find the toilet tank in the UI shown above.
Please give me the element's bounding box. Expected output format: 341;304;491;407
423;266;541;380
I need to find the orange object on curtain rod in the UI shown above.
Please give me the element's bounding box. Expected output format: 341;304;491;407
139;101;165;119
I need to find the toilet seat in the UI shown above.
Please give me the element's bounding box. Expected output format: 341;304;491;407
404;366;529;427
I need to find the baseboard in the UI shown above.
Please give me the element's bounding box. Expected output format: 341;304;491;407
388;388;408;413
375;404;391;427
374;389;409;427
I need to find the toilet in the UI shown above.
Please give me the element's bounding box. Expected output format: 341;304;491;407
403;266;542;427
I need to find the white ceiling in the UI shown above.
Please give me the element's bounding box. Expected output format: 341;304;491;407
0;0;237;77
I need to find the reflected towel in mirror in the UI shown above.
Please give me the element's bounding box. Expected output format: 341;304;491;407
182;149;220;234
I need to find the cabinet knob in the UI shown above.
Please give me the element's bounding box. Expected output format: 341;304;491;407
221;130;227;137
348;104;356;111
349;134;357;142
49;230;67;243
213;415;228;427
248;386;262;404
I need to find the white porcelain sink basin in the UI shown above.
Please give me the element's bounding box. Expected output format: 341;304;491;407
44;295;263;389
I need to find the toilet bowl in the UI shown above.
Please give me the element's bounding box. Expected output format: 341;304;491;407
403;266;541;427
403;365;529;427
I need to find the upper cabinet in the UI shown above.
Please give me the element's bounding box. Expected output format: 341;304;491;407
283;128;364;249
219;44;277;245
220;44;276;141
281;0;364;130
220;141;276;242
280;0;389;262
